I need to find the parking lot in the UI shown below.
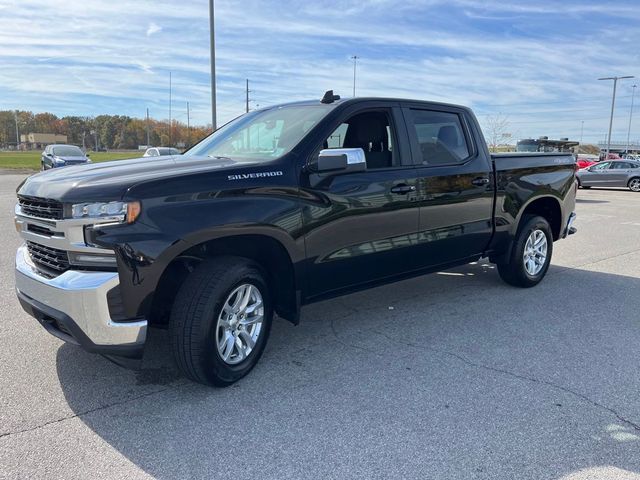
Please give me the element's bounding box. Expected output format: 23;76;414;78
1;172;639;479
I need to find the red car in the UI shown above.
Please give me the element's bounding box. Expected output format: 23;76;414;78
576;157;597;169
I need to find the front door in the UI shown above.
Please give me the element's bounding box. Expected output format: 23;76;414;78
403;105;495;268
581;161;612;186
301;104;421;298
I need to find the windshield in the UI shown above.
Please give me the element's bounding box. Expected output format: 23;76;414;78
52;146;83;157
186;105;332;161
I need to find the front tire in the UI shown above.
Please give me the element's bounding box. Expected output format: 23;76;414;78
169;256;273;387
629;177;640;192
497;215;553;288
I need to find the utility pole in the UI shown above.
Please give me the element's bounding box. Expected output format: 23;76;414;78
246;79;250;113
169;71;172;145
146;108;150;147
14;110;20;150
90;130;98;151
209;0;217;130
350;55;359;97
186;101;191;147
599;75;634;158
626;84;637;154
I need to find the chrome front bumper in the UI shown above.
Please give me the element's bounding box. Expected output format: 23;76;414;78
15;244;147;355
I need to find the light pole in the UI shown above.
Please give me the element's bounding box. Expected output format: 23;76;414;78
209;0;217;130
186;101;191;147
246;79;250;113
626;84;637;154
146;108;150;147
14;110;20;150
90;130;98;151
351;55;359;97
598;75;634;158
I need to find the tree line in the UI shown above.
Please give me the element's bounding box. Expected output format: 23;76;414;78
0;110;213;150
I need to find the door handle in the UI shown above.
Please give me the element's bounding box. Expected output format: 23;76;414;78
471;176;490;186
390;184;416;194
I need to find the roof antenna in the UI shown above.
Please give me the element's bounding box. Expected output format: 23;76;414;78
321;90;341;104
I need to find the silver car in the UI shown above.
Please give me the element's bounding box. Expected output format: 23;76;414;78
576;160;640;192
143;147;181;157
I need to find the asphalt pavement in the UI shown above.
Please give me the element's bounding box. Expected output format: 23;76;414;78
1;173;640;480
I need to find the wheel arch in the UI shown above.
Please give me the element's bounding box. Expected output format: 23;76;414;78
149;232;302;327
518;195;563;241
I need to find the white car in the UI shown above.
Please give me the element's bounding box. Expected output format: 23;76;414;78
143;147;181;157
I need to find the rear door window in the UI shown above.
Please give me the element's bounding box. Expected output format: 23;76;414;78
407;109;470;166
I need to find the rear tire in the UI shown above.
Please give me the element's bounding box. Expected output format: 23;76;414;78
169;256;273;387
497;215;553;288
629;177;640;192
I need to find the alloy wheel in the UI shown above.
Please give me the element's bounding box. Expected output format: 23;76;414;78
523;229;548;276
215;284;264;365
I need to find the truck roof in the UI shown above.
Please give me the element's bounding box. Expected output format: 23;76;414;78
266;96;473;113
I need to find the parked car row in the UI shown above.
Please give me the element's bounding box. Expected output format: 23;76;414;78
41;144;181;170
576;159;640;192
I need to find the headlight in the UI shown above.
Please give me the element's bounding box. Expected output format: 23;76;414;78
71;201;141;224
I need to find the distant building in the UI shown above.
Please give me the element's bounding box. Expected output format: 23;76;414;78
517;136;578;153
20;133;67;149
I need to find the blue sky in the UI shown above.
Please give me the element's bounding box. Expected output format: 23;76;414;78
1;0;639;143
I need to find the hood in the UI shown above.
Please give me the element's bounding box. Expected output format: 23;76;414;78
19;155;256;202
54;155;88;162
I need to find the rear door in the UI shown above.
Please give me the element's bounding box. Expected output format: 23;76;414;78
609;161;635;186
301;102;422;298
403;104;494;268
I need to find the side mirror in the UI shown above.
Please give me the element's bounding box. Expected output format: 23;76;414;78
316;148;366;174
85;153;90;158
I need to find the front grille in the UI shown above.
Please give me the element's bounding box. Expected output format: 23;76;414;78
18;195;64;220
26;241;70;275
27;224;55;237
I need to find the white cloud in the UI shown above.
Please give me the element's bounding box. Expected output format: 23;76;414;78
146;22;162;37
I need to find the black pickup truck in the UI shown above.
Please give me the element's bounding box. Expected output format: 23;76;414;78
15;92;576;386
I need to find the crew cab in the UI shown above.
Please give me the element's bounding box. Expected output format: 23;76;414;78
15;92;577;386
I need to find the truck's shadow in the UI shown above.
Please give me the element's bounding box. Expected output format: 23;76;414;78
55;262;640;479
